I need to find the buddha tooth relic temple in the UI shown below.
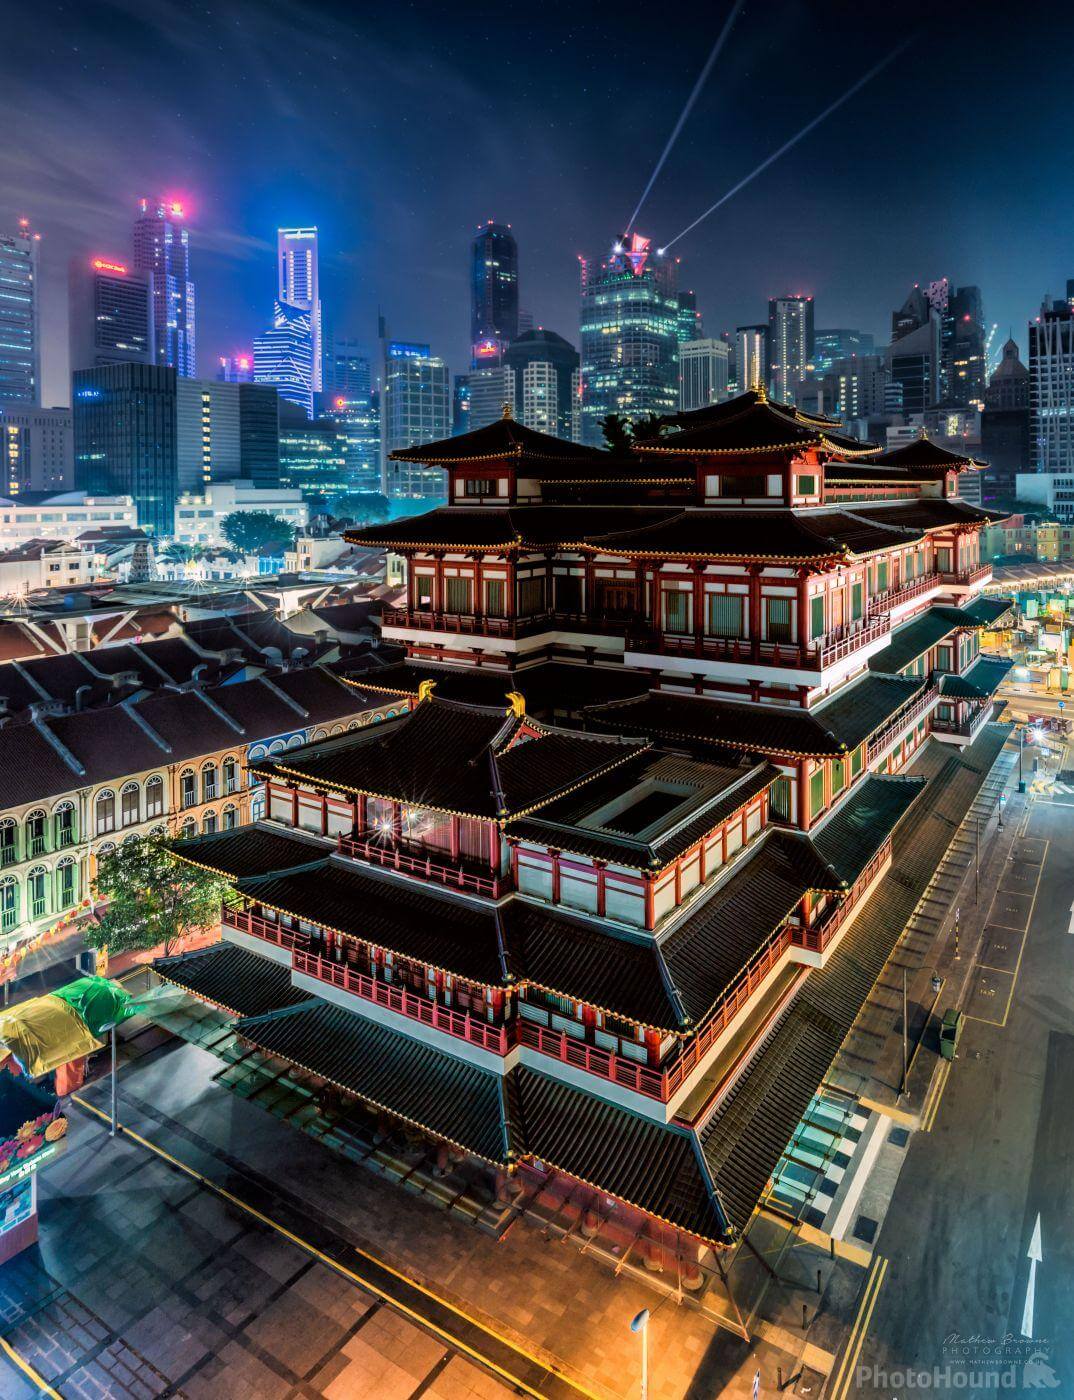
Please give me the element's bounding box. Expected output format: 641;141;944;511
160;389;1013;1280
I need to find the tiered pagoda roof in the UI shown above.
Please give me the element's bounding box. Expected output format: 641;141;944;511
386;411;599;467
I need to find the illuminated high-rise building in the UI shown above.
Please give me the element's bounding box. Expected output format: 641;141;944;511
679;339;730;411
218;354;254;383
735;324;769;394
69;256;154;370
578;234;678;446
0;220;41;405
813;329;874;377
380;340;450;499
1030;292;1074;474
72;363;177;535
503;329;581;442
676;290;704;344
471;222;518;365
175;380;279;491
277;228;322;393
132;196;196;376
254;301;315;418
0;406;72;495
945;286;987;409
768;295;814;404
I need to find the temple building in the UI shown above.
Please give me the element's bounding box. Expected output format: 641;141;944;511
159;389;1012;1289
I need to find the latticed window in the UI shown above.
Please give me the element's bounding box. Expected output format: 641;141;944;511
145;776;164;817
54;803;75;848
0;819;18;868
26;811;47;858
766;597;793;643
121;783;140;827
28;867;47;920
809;769;825;817
484;579;506;617
810;594;825;639
706;593;744;639
96;791;115;835
769;776;792;821
0;879;17;932
851;583;864;622
662;590;690;635
517;577;545;616
444;576;473;614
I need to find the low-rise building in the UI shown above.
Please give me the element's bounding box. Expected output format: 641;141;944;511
0;492;136;548
0;540;96;596
173;479;308;547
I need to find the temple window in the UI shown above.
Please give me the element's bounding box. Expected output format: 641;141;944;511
444;576;473;613
765;597;793;642
463;478;494;496
706;593;744;638
662;589;690;634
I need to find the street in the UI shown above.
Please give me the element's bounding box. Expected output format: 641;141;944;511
852;790;1074;1394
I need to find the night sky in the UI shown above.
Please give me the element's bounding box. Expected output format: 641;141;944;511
7;0;1072;406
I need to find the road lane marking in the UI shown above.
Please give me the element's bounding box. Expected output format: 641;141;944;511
70;1094;599;1400
0;1336;63;1399
828;1254;888;1400
1022;1214;1043;1338
922;1061;951;1132
965;841;1048;1028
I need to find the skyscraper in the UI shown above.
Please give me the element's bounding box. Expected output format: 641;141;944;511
981;338;1030;499
0;220;41;405
72;363;177;535
132;196;196;376
218;355;254;383
175;380;279;491
380;341;451;499
679;339;730;411
578;234;678;446
277;229;323;393
328;339;371;402
768;295;814;404
735;325;769;394
503;329;581;441
813;329;874;376
471;222;519;363
466;365;515;432
888;285;941;415
69;256;154;370
1029;292;1074;473
254;301;315;418
945;285;987;409
676;290;704;344
0;406;72;495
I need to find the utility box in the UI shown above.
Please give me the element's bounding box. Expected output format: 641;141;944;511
939;1009;964;1061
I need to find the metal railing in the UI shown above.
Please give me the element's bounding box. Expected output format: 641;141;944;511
629;613;890;672
866;685;939;763
869;571;941;611
223;905;305;952
940;564;991;587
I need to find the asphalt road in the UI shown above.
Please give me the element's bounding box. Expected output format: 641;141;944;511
854;794;1074;1395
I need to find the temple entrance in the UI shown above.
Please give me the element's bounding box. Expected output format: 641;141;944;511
596;582;639;620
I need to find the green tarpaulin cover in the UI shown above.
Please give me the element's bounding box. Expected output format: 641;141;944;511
51;977;137;1038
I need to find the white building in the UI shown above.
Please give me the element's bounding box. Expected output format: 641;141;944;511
0;492;135;547
0;540;95;596
1015;472;1074;521
679;339;730;411
173;479;308;546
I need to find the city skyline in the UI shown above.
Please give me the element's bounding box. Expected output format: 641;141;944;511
4;0;1073;405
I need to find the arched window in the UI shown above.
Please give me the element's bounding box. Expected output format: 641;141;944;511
120;781;140;828
27;866;47;920
202;810;218;835
268;739;285;755
201;762;218;802
223;756;239;795
222;804;238;831
0;818;17;868
149;824;166;837
96;841;116;858
180;818;197;840
180;769;196;809
55;858;77;909
251;792;266;822
95;790;115;835
25;809;47;858
145;775;164;818
285;734;303;749
0;877;18;932
53;800;75;849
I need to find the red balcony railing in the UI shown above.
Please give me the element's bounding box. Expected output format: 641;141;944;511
866;685;939;763
629;613;890;672
223;906;305;951
517;1020;665;1098
380;605;641;640
869;571;941;612
932;705;990;739
293;951;510;1054
940;564;991;588
337;833;505;898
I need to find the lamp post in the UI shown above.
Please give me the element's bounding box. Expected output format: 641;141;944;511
1018;726;1026;793
630;1309;650;1400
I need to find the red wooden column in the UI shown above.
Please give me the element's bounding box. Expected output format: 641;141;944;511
748;564;762;650
797;759;809;830
796;567;810;649
450;816;460;861
692;564;706;645
291;785;299;826
320;792;328;837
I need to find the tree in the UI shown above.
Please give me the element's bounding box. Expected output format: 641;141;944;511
85;835;230;959
221;511;298;553
332;493;390;526
600;413;634;457
630;413;669;443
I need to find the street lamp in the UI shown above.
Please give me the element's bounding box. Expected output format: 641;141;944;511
630;1309;650;1400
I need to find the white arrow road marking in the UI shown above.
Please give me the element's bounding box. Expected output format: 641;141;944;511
1022;1213;1043;1338
1068;902;1074;935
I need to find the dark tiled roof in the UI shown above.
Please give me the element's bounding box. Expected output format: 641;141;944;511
171;822;331;877
346;506;681;552
389;415;598;465
843;498;1002;531
235;999;511;1161
810;776;924;885
508;1068;729;1241
347;510;522;549
588;510;912;561
813;672;928;751
662;833;841;1025
252;697;643;819
347;661;650;717
856;436;982;471
0;721;89;804
961;596;1013;627
154;943;313;1016
239;859;507;985
942;655;1013;700
509;752;777;869
636;399;830;455
133;636;208;683
585;690;848;758
867;606;980;675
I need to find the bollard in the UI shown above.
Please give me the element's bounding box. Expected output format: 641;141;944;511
778;1365;784;1391
802;1302;808;1329
830;1236;836;1260
817;1268;822;1294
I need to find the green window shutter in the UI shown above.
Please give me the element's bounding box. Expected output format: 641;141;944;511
851;583;863;621
767;596;793;642
663;590;690;633
809;769;825;817
810;595;825;639
706;593;744;638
